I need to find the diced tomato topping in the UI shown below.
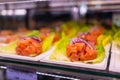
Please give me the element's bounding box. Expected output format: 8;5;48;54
69;53;79;61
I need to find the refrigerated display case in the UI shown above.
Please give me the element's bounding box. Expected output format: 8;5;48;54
0;0;119;80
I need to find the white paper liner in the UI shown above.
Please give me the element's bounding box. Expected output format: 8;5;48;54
40;44;111;70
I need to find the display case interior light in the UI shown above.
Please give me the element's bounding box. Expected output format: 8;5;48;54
73;6;78;13
14;9;26;16
1;9;26;16
1;10;7;16
7;10;13;16
72;6;79;21
79;4;87;16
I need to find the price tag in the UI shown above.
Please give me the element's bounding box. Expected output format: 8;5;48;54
6;68;37;80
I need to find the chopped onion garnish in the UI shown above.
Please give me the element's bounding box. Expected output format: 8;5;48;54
20;37;41;42
31;37;41;42
70;38;95;50
20;37;27;40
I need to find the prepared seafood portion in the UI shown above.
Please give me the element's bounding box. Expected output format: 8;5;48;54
16;37;42;56
78;27;104;45
0;30;55;57
67;38;97;61
50;26;112;64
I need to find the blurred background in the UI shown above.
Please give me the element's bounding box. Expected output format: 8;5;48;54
0;0;119;80
0;0;118;30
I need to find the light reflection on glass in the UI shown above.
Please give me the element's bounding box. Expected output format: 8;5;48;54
79;4;87;16
1;9;26;16
15;9;26;16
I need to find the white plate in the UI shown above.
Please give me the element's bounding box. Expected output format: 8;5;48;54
109;42;120;72
41;44;111;70
0;47;54;61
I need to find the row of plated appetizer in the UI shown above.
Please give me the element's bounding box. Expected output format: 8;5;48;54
0;21;119;72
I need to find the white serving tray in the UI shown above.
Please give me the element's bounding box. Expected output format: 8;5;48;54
0;47;54;61
109;42;120;72
0;37;6;41
41;44;111;70
111;41;120;54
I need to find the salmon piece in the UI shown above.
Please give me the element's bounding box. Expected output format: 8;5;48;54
40;28;51;41
79;54;86;61
40;28;51;33
23;46;34;56
16;38;42;56
66;44;77;57
69;52;79;61
6;34;21;43
31;40;39;47
66;42;97;61
53;34;60;43
85;34;97;42
84;46;97;60
84;34;98;45
75;43;85;52
40;33;49;41
91;27;104;36
0;30;12;36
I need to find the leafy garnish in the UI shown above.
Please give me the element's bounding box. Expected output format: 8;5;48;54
0;41;17;54
50;33;70;61
26;30;40;38
42;33;55;52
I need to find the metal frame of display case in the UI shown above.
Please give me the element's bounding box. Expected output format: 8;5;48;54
0;54;119;80
0;44;118;80
0;0;119;79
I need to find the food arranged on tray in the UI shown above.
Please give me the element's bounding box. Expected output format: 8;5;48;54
109;25;120;72
49;25;112;64
0;21;112;64
0;27;29;43
112;27;120;52
0;28;59;57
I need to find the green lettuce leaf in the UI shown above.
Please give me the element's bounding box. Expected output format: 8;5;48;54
42;33;55;52
102;35;112;46
97;34;112;46
49;33;70;61
84;44;105;64
79;25;91;32
0;41;17;54
86;31;112;64
113;31;120;46
26;30;40;38
60;21;80;38
67;28;78;38
112;24;120;32
0;30;40;54
92;44;105;63
0;29;56;54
